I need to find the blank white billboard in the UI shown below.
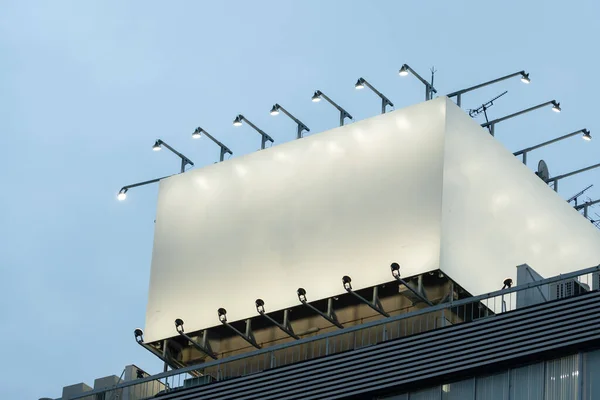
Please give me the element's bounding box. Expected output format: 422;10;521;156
144;97;600;343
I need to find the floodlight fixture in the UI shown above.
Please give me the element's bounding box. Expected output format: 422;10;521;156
255;298;299;340
390;263;433;306
132;328;183;371
481;100;561;136
134;328;144;343
502;278;513;290
342;275;389;317
312;90;353;126
217;307;261;349
514;128;591;165
447;70;531;107
270;103;310;139
116;174;172;202
173;318;217;359
152;139;194;173
296;287;343;329
233;114;274;149
398;63;437;101
191;127;233;162
355;77;394;114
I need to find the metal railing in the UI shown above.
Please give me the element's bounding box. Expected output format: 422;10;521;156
71;264;600;400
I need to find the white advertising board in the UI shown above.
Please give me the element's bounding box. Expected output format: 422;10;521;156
144;97;600;342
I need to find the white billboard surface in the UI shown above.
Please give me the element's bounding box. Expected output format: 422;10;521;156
145;97;600;342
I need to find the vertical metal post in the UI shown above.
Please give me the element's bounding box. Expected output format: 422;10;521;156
339;111;344;127
554;180;559;192
522;151;527;165
381;98;386;114
219;147;226;162
490;124;495;136
162;340;168;372
180;158;185;174
457;93;462;107
261;135;267;150
297;124;303;139
425;85;430;101
584;205;589;218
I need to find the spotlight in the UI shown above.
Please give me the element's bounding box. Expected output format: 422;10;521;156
342;275;352;291
311;91;322;102
552;102;561;113
192;128;202;139
152;140;162;151
270;105;280;116
502;278;513;289
117;188;127;201
390;262;400;278
398;65;409;76
255;299;265;314
217;307;227;323
134;328;144;343
520;72;531;84
355;79;365;89
297;288;307;302
233;116;243;126
583;130;592;141
174;318;184;333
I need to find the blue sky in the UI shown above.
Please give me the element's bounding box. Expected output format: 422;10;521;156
1;1;599;398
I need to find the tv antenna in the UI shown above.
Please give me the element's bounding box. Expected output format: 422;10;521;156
567;184;594;207
468;91;508;133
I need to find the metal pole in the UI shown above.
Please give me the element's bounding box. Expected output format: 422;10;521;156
522;151;527;165
381;98;386;114
162;340;168;372
340;111;344;127
457;93;462;107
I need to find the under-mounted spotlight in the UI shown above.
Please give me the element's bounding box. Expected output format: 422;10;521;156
297;288;307;303
233;114;274;149
191;127;232;162
134;328;144;343
552;101;561;113
342;275;352;291
355;77;394;114
174;318;184;333
398;65;409;76
270;103;310;139
152;139;194;173
117;188;128;201
502;278;513;290
520;72;531;84
217;307;227;323
390;262;401;278
312;90;353;126
583;129;592;141
255;299;265;314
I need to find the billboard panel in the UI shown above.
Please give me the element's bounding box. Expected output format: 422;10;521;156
145;100;447;342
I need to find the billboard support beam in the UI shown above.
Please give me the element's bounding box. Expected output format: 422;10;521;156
342;276;390;317
297;288;344;329
174;319;218;360
390;263;434;306
255;299;300;340
133;329;189;372
217;308;261;349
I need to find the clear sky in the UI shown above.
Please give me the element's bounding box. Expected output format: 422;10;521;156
1;1;599;398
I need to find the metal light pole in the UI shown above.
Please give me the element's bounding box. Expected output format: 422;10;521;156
192;127;233;162
270;104;310;139
312;90;353;126
355;77;394;114
514;129;591;165
152;139;194;173
398;64;437;101
481;100;561;136
117;175;172;201
447;70;530;107
546;162;600;192
233;114;274;150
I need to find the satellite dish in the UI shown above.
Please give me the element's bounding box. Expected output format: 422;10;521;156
536;160;550;182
